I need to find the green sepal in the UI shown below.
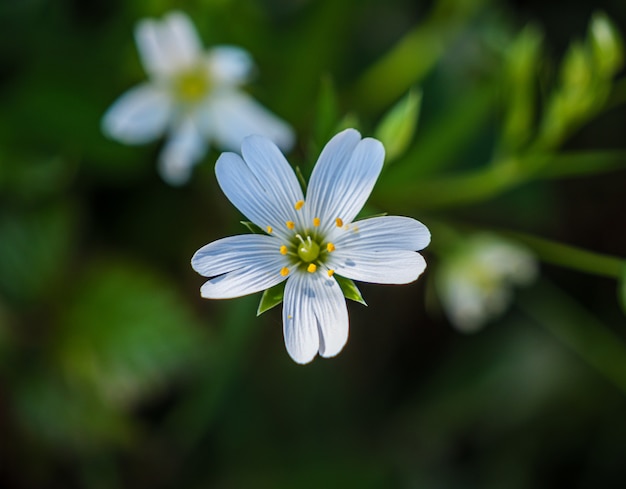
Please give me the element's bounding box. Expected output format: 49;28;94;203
375;87;422;164
295;166;307;193
241;221;266;235
334;275;367;306
257;281;286;316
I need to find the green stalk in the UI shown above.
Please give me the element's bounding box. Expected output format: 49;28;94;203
501;230;624;279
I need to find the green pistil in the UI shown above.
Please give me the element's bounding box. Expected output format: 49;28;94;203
297;236;320;263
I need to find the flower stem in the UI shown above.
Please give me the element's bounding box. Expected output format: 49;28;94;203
500;230;625;279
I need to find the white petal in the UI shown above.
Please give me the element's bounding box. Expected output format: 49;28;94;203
307;129;384;231
215;149;297;234
158;117;207;185
200;267;285;299
329;250;427;285
332;216;431;252
208;46;254;86
191;234;287;299
203;90;294;152
240;134;304;225
135;11;202;78
102;83;172;144
282;272;349;364
215;153;293;234
191;234;285;277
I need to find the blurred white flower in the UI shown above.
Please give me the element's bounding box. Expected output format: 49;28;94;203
191;129;430;364
435;234;538;332
102;11;294;185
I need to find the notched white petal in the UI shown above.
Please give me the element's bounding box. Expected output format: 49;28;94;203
192;234;284;277
330;250;427;285
209;91;295;152
333;216;431;252
307;130;385;229
135;11;202;78
158;118;207;185
208;46;254;85
283;274;319;364
200;260;287;299
282;272;349;364
102;84;172;144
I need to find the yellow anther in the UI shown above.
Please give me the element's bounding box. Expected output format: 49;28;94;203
280;245;288;255
335;218;343;227
280;267;289;277
294;200;304;210
313;217;321;227
286;221;295;230
326;242;335;252
266;225;273;234
307;263;317;273
327;269;335;277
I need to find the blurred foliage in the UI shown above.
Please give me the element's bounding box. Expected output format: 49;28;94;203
1;0;626;488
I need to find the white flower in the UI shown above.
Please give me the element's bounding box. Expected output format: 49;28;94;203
191;129;430;364
435;234;538;333
101;10;294;186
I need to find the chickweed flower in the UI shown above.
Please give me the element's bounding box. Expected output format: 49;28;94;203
192;129;430;364
435;234;538;333
102;11;294;185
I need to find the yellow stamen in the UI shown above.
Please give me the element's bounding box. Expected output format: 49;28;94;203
280;245;288;255
280;267;289;276
286;221;295;230
266;225;273;234
327;269;335;277
335;217;343;227
326;243;335;252
294;200;304;210
313;217;321;227
307;263;317;273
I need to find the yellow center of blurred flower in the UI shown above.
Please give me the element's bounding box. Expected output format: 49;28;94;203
175;69;211;102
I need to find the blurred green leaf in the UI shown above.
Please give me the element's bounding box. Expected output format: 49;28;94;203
519;279;626;395
335;275;366;305
619;265;626;315
14;371;133;450
381;81;498;185
0;203;75;305
313;75;340;149
501;25;543;152
352;0;489;113
375;88;422;164
589;11;624;78
56;259;206;408
0;154;74;203
257;281;286;316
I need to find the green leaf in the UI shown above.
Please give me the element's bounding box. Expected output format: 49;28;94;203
257;281;286;316
501;25;543;152
0;203;75;305
589;11;624;78
14;371;133;450
57;259;206;408
241;221;266;234
335;275;367;306
375;88;422;164
314;75;340;148
619;265;626;315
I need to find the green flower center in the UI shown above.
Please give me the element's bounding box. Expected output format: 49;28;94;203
297;237;320;263
175;69;211;102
